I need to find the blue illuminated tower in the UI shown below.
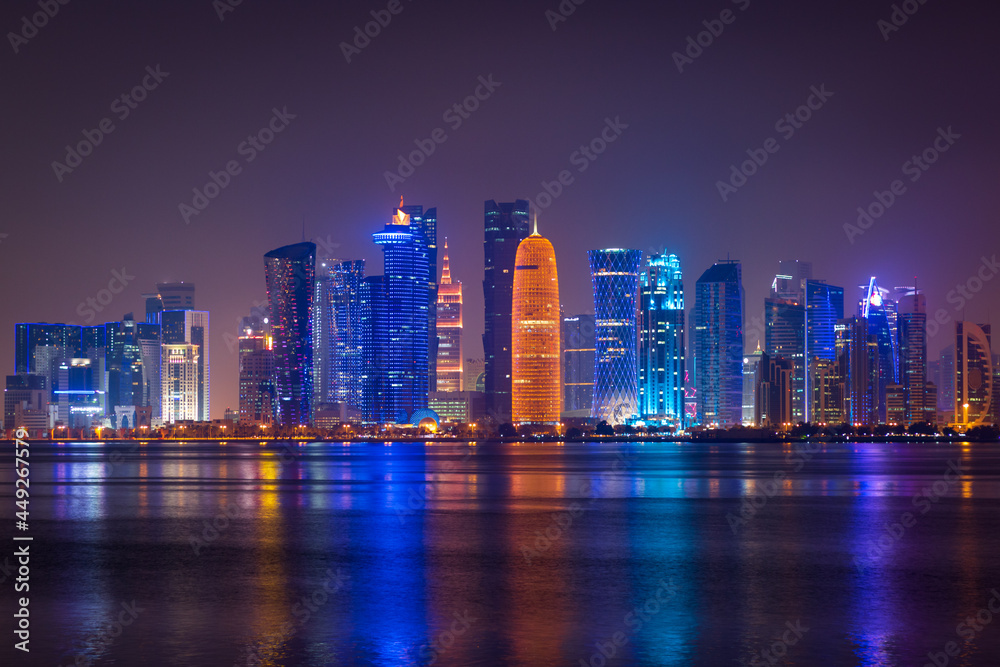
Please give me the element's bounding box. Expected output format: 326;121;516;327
370;204;431;422
804;280;844;422
859;277;898;423
639;253;685;425
694;261;744;426
589;248;642;424
264;242;316;427
331;260;366;413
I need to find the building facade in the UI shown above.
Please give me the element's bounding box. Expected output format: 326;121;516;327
435;239;463;392
694;261;744;426
562;315;595;416
639;253;685;425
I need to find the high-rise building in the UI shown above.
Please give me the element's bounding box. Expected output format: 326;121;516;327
360;276;388;423
859;278;898;422
399;203;438;392
935;347;956;417
512;226;561;425
436;239;463;392
238;317;275;426
464;358;485;394
804;280;845;422
313;262;334;411
837;316;879;426
694;261;744;427
764;297;805;424
810;358;843;426
15;323;83;401
955;321;993;427
562;315;595;415
156;282;195;311
639;253;685;425
161;310;210;421
106;315;161;426
771;260;813;302
370;204;431;421
264;242;315;427
162;344;200;423
4;374;48;434
330;260;366;413
754;353;794;428
743;344;765;425
483;199;530;422
897;289;928;427
589;248;642;424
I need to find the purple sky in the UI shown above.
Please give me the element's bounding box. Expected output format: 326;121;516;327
2;0;998;416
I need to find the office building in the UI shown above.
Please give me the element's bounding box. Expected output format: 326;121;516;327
265;242;316;427
512;226;561;425
330;260;366;413
4;374;48;434
436;239;463;392
859;278;898;422
238;318;275;426
694;261;744;426
162;344;200;423
562;315;595;416
955;321;993;427
161;310;210;421
804;280;845;421
589;248;642;424
897;289;928;427
764;296;805;424
483;199;530;422
837;316;879;426
639;253;685;425
156;282;196;311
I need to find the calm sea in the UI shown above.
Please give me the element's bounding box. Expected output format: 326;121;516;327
3;439;1000;666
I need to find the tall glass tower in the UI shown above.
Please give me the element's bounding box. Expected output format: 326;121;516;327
639;253;685;425
860;277;898;423
435;240;463;392
372;204;430;422
512;226;561;425
897;289;928;426
694;261;744;426
955;321;993;427
331;260;366;413
483;199;530;423
804;280;845;422
161;310;210;422
764;297;805;423
264;242;316;427
589;248;642;424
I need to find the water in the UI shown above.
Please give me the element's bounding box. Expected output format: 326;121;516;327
4;439;1000;666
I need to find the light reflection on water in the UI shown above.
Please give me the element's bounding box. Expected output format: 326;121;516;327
6;440;1000;666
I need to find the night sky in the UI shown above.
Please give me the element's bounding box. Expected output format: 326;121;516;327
2;0;998;417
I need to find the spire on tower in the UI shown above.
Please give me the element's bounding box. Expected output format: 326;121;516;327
440;237;452;285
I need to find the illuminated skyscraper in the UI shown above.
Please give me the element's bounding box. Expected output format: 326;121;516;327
370;203;431;421
804;280;845;421
15;323;83;401
399;204;438;391
483;199;530;422
859;277;898;422
562;315;595;415
694;261;744;426
955;321;993;427
837;316;879;426
589;248;642;424
265;242;316;427
897;289;928;426
765;296;805;423
331;260;366;412
156;282;195;311
512;225;561;425
238;317;275;426
639;253;685;425
161;343;199;423
161;310;210;421
436;239;463;392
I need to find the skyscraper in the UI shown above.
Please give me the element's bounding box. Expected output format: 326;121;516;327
264;242;315;427
15;323;83;399
238;316;275;426
313;262;334;411
371;204;430;421
512;226;561;425
639;252;685;425
562;315;595;415
764;297;805;423
589;248;642;424
897;289;928;427
837;316;879;426
436;239;463;392
955;321;993;427
156;282;196;311
483;199;530;423
398;203;438;392
694;261;744;427
162;344;199;423
860;277;898;422
105;315;161;425
161;310;210;421
360;275;388;424
331;260;366;413
804;280;845;421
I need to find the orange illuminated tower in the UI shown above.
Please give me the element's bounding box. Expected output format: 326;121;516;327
512;219;561;425
435;239;463;391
